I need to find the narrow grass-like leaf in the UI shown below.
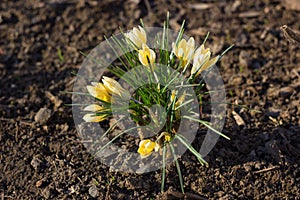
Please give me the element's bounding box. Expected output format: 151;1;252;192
183;116;230;140
174;134;208;165
57;47;65;62
220;44;234;59
169;143;184;194
104;35;128;71
100;117;125;140
174;98;194;110
79;50;106;67
94;126;141;156
202;32;210;45
161;144;167;193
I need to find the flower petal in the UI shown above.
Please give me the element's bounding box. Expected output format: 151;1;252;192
138;44;156;68
126;26;147;49
196;55;220;76
102;76;128;98
137;139;156;158
172;38;195;66
83;104;103;112
83;113;106;122
86;85;111;102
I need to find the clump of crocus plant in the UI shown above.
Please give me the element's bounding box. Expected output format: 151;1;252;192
76;15;232;194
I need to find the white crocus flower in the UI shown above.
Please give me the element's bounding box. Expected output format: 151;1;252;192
83;104;107;122
125;26;147;49
191;45;219;77
83;104;103;112
83;113;106;122
102;76;130;99
172;37;195;66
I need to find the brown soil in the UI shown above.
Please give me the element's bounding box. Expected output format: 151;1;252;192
1;0;299;199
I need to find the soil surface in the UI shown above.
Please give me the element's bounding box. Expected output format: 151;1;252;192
1;0;300;199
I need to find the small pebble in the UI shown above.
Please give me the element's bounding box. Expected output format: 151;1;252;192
89;185;99;198
34;108;52;124
30;157;42;170
239;50;251;67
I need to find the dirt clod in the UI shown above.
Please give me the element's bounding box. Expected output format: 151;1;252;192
34;108;52;124
88;185;99;198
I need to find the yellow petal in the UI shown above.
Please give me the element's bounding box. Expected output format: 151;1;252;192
138;50;148;66
137;139;156;158
138;44;156;67
83;113;106;122
178;39;187;51
187;37;195;48
154;143;161;152
170;90;177;102
191;45;213;75
172;38;195;66
86;85;111;102
165;134;171;142
176;92;186;107
102;76;129;98
196;55;219;76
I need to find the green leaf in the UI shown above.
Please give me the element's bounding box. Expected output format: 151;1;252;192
183;116;230;140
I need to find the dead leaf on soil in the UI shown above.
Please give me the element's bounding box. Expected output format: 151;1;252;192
238;11;261;18
188;3;213;10
232;110;246;126
162;189;207;200
254;165;280;174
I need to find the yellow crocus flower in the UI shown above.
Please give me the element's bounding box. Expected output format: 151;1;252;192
86;82;111;102
138;44;156;68
83;104;108;122
137;139;156;158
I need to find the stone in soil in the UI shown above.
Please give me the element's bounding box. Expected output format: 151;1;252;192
34;108;52;124
88;185;99;198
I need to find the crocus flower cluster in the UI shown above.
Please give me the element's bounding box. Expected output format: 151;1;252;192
84;25;222;158
83;76;129;122
78;18;231;193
